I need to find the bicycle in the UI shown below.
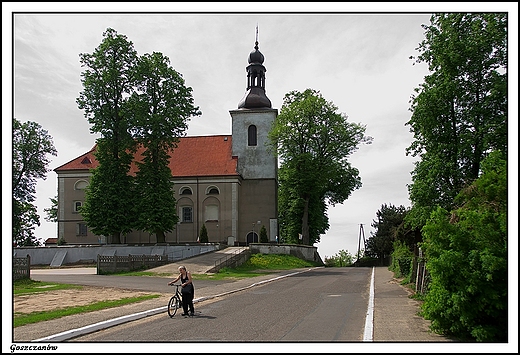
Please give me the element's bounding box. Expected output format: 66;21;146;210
167;283;183;317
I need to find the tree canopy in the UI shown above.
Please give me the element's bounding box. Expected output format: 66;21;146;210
400;13;508;342
130;52;201;242
365;204;409;260
12;117;57;246
77;28;200;243
405;13;507;229
77;28;140;243
269;89;372;245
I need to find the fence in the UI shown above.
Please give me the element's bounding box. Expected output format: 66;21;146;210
414;257;430;294
13;255;31;281
206;248;250;273
97;254;169;274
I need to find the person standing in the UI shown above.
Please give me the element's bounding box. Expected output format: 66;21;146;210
168;265;195;316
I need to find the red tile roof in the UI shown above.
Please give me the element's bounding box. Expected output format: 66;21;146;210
54;135;239;177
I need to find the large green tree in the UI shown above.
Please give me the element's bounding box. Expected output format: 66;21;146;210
420;150;507;342
12;117;57;246
269;89;372;246
76;28;139;243
80;141;137;242
405;13;507;229
365;203;408;260
130;52;201;243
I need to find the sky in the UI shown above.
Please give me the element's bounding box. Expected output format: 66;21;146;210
3;3;518;353
5;3;518;260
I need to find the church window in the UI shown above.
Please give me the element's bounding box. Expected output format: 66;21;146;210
248;125;257;146
73;201;82;213
207;186;220;195
74;180;88;190
205;205;219;222
76;223;87;236
181;206;193;223
180;187;193;195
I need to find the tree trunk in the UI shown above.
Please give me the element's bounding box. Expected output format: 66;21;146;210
156;229;166;243
302;196;310;245
111;232;121;244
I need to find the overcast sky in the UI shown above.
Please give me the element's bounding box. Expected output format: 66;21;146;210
4;3;518;353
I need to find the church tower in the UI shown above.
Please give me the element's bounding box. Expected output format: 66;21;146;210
229;30;278;243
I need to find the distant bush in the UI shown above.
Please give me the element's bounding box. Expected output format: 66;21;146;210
324;249;353;267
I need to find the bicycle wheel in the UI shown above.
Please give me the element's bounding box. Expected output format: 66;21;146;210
168;295;182;317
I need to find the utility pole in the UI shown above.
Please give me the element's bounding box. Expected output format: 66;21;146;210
357;224;366;263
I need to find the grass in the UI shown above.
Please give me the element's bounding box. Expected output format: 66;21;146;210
14;279;83;295
14;294;160;327
196;253;321;280
107;253;320;280
13;278;160;327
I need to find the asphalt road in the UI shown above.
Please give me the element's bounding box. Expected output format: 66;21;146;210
30;269;237;295
69;267;372;342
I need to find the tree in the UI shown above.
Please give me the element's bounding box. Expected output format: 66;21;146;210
405;13;507;230
268;89;372;246
420;150;507;342
13;117;57;246
365;204;408;259
199;224;209;243
130;52;201;243
259;225;268;243
76;28;139;244
80;143;137;241
43;195;58;223
12;200;41;247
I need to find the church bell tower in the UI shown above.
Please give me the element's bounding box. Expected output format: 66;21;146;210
229;28;278;243
230;29;278;179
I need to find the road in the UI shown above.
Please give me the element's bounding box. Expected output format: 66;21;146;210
69;267;371;342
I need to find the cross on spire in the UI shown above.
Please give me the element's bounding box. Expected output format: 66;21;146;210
255;24;259;49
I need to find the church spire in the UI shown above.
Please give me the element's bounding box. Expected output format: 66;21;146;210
237;25;272;109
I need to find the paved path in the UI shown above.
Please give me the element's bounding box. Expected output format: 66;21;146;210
148;246;247;274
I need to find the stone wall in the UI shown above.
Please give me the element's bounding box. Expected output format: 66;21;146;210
12;244;221;267
249;243;323;265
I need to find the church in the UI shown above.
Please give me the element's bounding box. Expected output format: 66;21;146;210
54;38;279;246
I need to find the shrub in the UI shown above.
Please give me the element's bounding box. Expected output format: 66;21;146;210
389;240;413;279
259;225;268;243
324;249;353;267
199;224;209;243
420;151;507;342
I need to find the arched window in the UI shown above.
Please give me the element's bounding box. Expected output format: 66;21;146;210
206;186;220;195
248;125;257;146
180;187;193;195
74;180;88;190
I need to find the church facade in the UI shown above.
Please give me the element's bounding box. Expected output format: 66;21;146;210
54;39;278;246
